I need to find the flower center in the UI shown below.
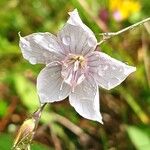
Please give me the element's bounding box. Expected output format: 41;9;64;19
61;54;87;90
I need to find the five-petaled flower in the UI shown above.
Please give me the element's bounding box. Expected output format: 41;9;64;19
19;9;136;124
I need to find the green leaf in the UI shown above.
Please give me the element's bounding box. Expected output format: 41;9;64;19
13;74;39;112
0;36;19;57
0;133;50;150
127;126;150;150
0;134;13;150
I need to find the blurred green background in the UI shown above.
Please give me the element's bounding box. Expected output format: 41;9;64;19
0;0;150;149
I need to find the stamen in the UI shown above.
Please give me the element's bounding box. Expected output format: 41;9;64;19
60;81;64;91
61;53;87;87
73;60;79;72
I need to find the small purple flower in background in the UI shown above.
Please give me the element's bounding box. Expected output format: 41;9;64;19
19;9;136;124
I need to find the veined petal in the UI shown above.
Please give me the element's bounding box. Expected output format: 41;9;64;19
69;75;103;123
19;32;65;65
37;62;71;103
87;51;136;90
57;9;97;56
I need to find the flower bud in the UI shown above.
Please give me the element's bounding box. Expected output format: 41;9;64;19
12;118;36;149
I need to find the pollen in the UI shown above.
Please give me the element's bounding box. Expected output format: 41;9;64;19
73;55;84;61
63;54;86;69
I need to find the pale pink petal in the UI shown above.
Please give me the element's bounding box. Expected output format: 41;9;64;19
61;54;86;88
61;64;85;89
87;51;136;90
19;32;65;65
57;9;97;55
37;62;71;103
69;75;103;123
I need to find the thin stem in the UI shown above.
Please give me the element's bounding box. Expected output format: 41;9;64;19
97;17;150;45
32;103;47;130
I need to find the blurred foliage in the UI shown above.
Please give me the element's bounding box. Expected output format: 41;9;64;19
127;126;150;150
13;74;39;112
0;133;50;150
0;99;8;117
0;0;150;149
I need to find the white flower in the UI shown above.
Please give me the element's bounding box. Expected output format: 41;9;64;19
19;9;136;124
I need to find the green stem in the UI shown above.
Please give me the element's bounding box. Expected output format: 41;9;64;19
97;17;150;45
118;87;149;124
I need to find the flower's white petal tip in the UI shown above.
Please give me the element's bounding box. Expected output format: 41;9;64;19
18;32;25;41
68;8;78;15
59;8;97;54
90;52;137;90
125;66;136;75
95;113;103;124
67;8;82;26
95;117;103;124
131;66;136;74
98;119;103;124
132;66;136;72
18;31;21;38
